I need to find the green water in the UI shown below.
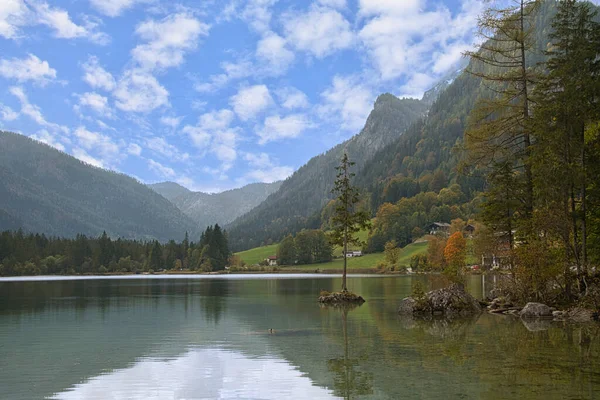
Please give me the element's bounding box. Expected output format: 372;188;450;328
0;274;598;399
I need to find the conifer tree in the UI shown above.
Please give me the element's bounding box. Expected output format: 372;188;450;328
531;0;600;283
465;0;540;242
330;152;371;292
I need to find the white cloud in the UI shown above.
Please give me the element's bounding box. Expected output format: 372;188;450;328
0;0;28;39
132;13;209;71
160;115;183;129
73;126;121;162
145;137;189;161
242;152;293;183
127;143;142;156
82;56;116;91
318;75;374;131
182;125;211;149
256;114;311;144
72;147;105;168
194;59;253;93
0;103;19;121
113;69;169;113
256;31;295;73
242;0;278;33
0;54;56;84
277;87;309;109
148;158;176;178
199;109;235;131
9;86;69;133
230;85;273;121
182;109;240;171
317;0;347;8
75;92;113;118
89;0;147;17
283;6;354;58
358;0;421;16
358;0;482;91
245;165;293;183
31;2;109;44
30;129;65;151
0;0;107;43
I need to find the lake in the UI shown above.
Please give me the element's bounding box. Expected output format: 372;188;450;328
0;274;599;399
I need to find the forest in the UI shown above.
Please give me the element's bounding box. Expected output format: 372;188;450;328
0;225;230;276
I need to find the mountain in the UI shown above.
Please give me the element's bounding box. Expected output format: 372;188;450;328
0;131;195;241
356;0;564;212
147;182;192;201
421;59;468;106
227;1;570;252
227;95;429;251
150;181;283;230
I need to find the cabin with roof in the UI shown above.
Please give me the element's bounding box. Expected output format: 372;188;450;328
345;250;363;258
428;222;451;236
266;256;278;266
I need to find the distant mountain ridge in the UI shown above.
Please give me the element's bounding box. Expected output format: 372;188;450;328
227;94;429;251
0;131;195;241
149;181;282;230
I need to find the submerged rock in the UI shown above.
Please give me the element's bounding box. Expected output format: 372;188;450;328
519;302;552;318
397;284;481;316
521;318;553;332
565;307;597;322
318;291;365;305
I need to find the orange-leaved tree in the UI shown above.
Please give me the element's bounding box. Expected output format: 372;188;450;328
444;232;467;282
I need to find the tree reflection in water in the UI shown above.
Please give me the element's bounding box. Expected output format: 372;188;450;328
323;304;373;399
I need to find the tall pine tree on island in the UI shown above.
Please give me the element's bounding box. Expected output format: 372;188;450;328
329;152;371;292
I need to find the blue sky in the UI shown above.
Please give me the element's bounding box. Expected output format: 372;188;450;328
1;0;495;192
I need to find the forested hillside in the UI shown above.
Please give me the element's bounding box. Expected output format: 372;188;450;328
150;181;282;229
148;182;192;201
0;131;195;242
228;0;572;253
227;95;429;251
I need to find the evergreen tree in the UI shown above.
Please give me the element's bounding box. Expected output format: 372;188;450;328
531;0;600;287
329;152;371;292
465;0;540;241
147;240;162;271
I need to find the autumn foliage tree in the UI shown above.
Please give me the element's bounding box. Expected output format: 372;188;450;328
444;232;467;282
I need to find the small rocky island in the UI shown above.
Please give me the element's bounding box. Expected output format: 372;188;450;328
318;290;366;305
398;283;481;316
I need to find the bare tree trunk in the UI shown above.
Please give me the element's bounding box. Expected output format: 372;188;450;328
343;226;347;292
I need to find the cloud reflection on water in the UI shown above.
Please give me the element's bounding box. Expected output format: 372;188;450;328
51;347;339;400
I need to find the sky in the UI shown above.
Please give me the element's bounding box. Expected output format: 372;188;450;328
0;0;496;193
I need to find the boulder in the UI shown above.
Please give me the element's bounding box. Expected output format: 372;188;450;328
397;297;417;315
397;284;481;316
428;284;482;315
519;302;552;318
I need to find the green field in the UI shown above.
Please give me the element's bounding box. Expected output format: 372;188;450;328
290;241;429;271
235;233;429;270
235;244;278;265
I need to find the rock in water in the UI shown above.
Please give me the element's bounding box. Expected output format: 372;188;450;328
519;302;552;318
318;291;365;305
398;284;481;316
565;307;596;322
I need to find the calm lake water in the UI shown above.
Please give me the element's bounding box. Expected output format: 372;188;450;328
0;274;599;400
